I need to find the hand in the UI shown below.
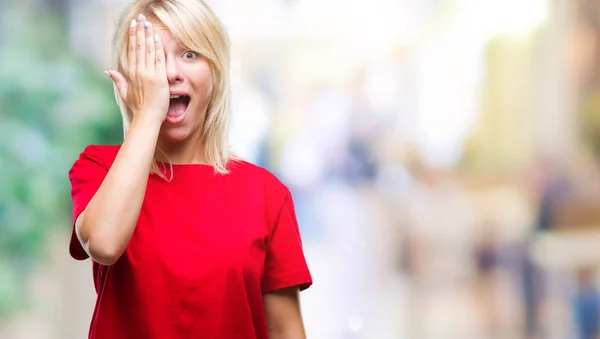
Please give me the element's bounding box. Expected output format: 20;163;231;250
106;14;169;123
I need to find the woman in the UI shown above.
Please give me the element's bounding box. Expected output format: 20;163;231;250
68;1;312;338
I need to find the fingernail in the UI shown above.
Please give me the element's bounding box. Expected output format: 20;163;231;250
144;21;151;29
154;33;159;42
104;71;111;78
130;19;136;29
138;14;145;22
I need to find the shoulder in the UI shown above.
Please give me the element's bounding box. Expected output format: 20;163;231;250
74;144;121;168
228;160;290;199
68;144;121;183
69;144;121;179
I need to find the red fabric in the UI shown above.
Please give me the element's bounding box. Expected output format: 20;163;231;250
68;145;312;339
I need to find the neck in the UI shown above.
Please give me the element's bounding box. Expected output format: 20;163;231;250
156;134;208;165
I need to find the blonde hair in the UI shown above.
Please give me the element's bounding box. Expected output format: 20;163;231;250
111;0;234;178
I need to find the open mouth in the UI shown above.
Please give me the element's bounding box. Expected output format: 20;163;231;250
167;95;191;118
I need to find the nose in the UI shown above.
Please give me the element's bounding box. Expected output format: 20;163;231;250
165;56;183;84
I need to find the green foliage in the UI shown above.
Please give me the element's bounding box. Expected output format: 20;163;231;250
0;4;122;317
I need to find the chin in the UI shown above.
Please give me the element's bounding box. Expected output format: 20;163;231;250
159;126;193;144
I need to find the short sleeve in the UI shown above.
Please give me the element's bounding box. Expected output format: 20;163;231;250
68;145;109;260
262;191;312;293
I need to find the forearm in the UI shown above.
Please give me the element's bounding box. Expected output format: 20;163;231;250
78;115;161;264
267;328;306;339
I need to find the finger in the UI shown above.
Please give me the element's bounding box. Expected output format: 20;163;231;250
136;14;146;71
154;33;166;76
128;19;136;75
144;21;155;70
106;71;128;102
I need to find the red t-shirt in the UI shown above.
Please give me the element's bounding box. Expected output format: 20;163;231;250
68;145;312;339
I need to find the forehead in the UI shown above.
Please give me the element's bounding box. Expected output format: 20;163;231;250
146;17;181;48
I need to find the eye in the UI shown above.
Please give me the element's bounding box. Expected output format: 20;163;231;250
183;51;199;60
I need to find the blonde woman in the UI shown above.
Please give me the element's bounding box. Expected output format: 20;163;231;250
67;1;312;338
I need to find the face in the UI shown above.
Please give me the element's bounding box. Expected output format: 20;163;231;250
149;18;214;146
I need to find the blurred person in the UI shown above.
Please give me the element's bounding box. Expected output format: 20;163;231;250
522;158;571;338
572;267;600;339
473;223;504;337
67;1;312;338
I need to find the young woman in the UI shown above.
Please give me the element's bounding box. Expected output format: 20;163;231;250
68;1;312;338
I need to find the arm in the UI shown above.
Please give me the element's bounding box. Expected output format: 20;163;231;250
264;287;306;339
262;187;313;338
75;118;160;265
75;15;169;265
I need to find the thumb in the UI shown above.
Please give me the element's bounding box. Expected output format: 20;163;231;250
105;70;128;101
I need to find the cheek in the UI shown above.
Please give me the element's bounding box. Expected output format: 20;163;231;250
206;77;214;97
200;77;213;99
192;62;214;99
202;69;214;99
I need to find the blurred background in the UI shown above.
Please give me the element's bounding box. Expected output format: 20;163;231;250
3;0;600;338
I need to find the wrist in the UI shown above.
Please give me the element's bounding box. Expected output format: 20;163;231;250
131;112;164;130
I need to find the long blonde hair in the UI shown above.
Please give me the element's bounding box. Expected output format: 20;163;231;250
111;0;234;178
